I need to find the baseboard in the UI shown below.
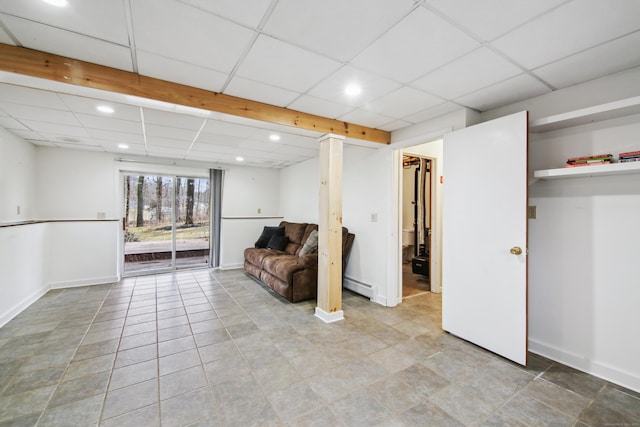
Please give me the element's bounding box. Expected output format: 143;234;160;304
315;307;344;323
529;338;640;393
0;285;50;328
220;263;244;270
343;276;373;299
49;275;119;289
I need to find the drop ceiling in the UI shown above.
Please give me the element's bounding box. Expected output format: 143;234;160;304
0;0;639;167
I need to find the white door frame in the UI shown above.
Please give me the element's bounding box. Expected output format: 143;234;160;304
388;132;449;306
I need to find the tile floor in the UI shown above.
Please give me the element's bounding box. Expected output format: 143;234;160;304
0;269;639;426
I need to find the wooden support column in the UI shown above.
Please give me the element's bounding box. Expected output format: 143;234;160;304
315;134;345;323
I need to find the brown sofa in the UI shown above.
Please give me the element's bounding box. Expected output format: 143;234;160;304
243;221;355;302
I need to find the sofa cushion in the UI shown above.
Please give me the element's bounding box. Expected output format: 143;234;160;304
299;230;319;256
244;247;278;268
262;254;304;284
267;234;289;251
279;221;308;254
255;226;284;248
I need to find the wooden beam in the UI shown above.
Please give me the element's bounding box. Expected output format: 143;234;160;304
0;44;390;144
316;134;344;323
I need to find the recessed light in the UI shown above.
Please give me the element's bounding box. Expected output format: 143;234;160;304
118;144;129;149
42;0;68;7
269;134;281;141
236;156;244;162
344;84;362;97
97;105;114;114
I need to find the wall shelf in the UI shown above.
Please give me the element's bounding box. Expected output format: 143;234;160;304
533;161;640;179
529;96;640;133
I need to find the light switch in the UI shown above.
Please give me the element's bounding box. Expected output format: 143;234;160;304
371;213;378;222
528;206;537;219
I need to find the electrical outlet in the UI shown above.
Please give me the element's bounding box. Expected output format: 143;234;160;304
528;206;537;219
371;213;378;222
16;205;20;215
257;208;261;214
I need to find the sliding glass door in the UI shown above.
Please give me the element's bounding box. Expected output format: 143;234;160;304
123;174;210;275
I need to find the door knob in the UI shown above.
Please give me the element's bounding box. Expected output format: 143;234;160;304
510;246;523;255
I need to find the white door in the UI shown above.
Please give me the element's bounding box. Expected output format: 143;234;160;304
442;111;528;365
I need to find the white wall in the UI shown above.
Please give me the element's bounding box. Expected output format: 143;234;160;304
0;128;37;223
527;113;640;392
36;148;117;219
279;158;319;223
0;223;47;326
36;147;120;287
0;129;45;326
220;166;281;269
279;144;396;304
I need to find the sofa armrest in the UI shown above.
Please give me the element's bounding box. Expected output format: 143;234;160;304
298;254;318;268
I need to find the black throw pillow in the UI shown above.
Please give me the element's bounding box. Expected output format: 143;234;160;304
255;226;284;248
267;235;289;251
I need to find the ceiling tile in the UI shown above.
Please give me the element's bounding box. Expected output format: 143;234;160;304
412;47;522;100
492;0;640;69
224;76;300;107
146;137;191;150
136;51;228;93
87;129;145;145
455;74;551;111
403;102;463;124
0;117;29;130
9;129;44;141
143;108;205;130
58;94;141;121
0;0;130;44
54;141;103;150
202;119;258;138
533;31;640;88
379;120;412;132
235;35;341;93
1;14;134;71
0;25;13;44
338;109;395;129
0;103;79;125
364;87;444;119
351;7;480;83
21;121;88;137
0;84;68;110
426;0;567;41
178;0;272;28
76;114;142;135
196;133;247;147
130;0;255;73
287;95;353;120
263;0;415;61
307;66;401;107
145;124;197;141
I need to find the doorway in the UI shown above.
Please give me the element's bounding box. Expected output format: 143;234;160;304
122;174;210;275
401;155;432;297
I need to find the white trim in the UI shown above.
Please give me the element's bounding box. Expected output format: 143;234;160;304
314;307;344;323
0;285;49;328
343;276;373;299
529;338;640;393
49;276;119;289
220;262;244;270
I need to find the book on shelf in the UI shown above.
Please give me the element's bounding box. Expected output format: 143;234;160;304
619;150;640;158
566;153;613;167
566;153;613;163
565;160;612;168
620;157;640;163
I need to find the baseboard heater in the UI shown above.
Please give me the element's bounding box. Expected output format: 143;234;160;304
343;276;373;298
